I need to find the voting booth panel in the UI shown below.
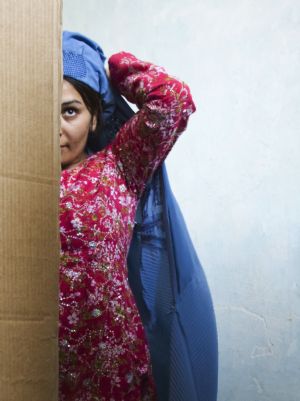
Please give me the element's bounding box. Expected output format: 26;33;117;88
0;1;62;400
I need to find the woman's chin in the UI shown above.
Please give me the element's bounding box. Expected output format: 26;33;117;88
60;148;71;168
60;156;71;170
60;150;88;171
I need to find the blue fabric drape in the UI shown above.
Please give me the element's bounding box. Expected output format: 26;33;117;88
127;165;218;401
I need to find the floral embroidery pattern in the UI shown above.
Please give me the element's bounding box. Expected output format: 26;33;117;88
59;52;195;401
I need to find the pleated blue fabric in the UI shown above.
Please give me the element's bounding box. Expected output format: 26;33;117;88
128;165;218;401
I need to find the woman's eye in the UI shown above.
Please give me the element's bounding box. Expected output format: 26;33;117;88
63;108;77;117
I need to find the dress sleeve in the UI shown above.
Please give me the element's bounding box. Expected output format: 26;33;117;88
108;52;196;197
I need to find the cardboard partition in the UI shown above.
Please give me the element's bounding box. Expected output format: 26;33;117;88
0;1;62;400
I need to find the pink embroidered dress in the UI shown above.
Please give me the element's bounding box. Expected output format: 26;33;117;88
59;52;196;401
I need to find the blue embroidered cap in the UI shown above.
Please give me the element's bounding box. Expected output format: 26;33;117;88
62;31;115;123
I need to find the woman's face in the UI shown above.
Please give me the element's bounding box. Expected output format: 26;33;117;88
60;79;96;170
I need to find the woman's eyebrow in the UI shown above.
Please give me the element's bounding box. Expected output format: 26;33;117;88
62;100;82;107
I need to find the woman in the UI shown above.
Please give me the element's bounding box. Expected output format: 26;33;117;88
60;31;196;400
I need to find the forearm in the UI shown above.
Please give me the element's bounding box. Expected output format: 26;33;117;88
108;52;196;196
108;52;196;132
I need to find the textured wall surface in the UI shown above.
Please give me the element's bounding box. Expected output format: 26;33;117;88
63;1;300;400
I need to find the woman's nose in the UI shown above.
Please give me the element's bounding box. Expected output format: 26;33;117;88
59;115;64;136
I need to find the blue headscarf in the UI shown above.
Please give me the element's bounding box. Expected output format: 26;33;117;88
63;31;115;123
62;31;218;401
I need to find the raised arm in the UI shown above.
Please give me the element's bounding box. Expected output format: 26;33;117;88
108;52;196;197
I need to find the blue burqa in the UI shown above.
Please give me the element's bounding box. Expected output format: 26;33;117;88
63;31;218;401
